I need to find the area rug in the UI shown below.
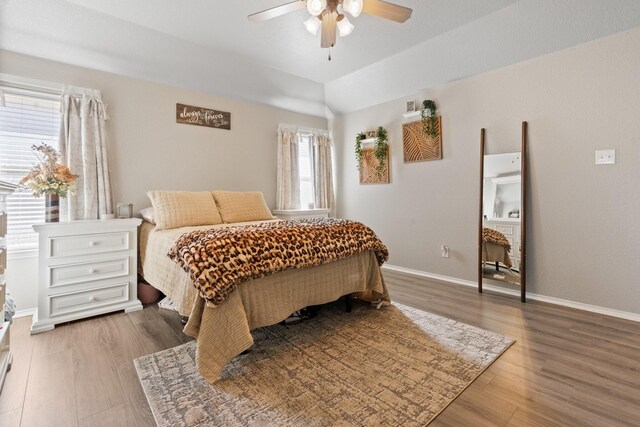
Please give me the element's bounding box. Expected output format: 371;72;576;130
135;302;513;427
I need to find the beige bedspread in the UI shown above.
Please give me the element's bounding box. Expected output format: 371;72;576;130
139;220;389;381
482;241;513;268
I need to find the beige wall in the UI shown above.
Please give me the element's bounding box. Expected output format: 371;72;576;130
333;28;640;315
1;50;327;311
3;29;640;315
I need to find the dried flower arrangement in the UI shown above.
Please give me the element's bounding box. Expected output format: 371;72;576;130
20;143;78;198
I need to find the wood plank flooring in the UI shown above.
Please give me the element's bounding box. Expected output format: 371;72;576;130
0;270;638;426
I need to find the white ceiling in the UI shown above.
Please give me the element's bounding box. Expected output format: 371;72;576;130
58;0;519;84
2;0;640;116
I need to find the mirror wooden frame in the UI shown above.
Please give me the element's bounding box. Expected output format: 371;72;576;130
478;121;527;302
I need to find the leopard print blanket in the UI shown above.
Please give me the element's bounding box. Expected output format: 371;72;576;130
483;227;511;251
168;218;389;307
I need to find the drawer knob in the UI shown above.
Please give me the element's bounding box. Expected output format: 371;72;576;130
88;268;96;274
89;241;97;247
89;296;96;302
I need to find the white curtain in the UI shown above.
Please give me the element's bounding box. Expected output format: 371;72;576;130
276;124;301;210
311;131;335;216
59;89;114;220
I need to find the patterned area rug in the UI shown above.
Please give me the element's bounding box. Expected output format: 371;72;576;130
135;302;513;426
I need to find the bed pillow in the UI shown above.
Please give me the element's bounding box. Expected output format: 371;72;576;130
212;191;274;223
138;207;156;224
146;190;223;230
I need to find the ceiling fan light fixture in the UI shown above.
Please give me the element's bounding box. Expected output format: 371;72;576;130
248;0;412;59
336;15;354;37
306;0;327;16
304;16;322;35
342;0;363;17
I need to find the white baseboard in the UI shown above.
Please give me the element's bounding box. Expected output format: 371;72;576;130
13;308;36;319
382;264;640;323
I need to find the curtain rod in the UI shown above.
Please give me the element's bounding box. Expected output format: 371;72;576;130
280;123;328;134
62;85;102;98
298;126;329;134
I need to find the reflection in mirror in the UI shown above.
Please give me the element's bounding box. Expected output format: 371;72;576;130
481;152;522;289
483;153;521;220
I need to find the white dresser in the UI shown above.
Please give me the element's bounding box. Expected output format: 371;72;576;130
484;219;521;270
31;218;143;334
273;209;330;220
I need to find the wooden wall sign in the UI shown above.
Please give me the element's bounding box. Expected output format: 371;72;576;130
176;103;231;130
359;145;390;185
402;117;442;162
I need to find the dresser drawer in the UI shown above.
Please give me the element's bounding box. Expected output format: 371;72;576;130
50;257;129;288
49;282;130;317
50;232;130;258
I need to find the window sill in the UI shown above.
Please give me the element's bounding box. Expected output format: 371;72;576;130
273;209;330;220
273;209;330;215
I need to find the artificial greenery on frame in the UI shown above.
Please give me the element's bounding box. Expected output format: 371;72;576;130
421;100;438;138
354;126;389;176
373;126;388;174
355;132;366;170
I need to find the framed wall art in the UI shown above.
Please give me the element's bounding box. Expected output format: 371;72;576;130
176;103;231;130
359;145;390;184
406;100;416;113
402;117;442;162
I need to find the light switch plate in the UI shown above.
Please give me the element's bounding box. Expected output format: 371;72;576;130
595;149;615;165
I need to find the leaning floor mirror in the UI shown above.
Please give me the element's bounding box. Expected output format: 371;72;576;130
478;122;527;302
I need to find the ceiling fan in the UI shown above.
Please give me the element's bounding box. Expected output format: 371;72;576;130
248;0;412;59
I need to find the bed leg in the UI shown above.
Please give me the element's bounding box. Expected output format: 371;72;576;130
495;262;499;271
345;295;352;313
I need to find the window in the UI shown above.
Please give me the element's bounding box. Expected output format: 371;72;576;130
297;131;314;209
277;124;332;212
0;86;61;250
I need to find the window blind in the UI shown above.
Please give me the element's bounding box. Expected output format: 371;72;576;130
0;87;61;250
297;132;314;209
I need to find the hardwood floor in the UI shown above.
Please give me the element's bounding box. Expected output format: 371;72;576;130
1;270;639;426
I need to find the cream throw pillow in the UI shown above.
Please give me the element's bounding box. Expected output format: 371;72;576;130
146;190;222;230
212;191;273;223
138;207;156;224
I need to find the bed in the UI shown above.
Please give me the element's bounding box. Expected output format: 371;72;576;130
138;190;389;382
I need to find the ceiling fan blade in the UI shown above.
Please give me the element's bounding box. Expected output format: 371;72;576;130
248;0;306;22
320;12;337;48
363;0;412;23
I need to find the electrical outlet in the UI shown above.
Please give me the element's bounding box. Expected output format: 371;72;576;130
441;245;449;258
595;149;615;165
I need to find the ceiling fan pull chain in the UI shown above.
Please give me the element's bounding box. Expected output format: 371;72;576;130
328;46;332;61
